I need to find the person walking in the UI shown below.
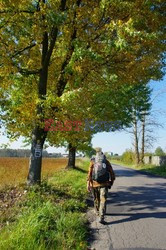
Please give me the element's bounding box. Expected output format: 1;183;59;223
87;147;115;223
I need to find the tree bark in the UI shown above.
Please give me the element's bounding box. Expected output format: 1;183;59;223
66;143;76;168
133;117;140;165
27;65;48;185
141;115;145;164
27;128;47;184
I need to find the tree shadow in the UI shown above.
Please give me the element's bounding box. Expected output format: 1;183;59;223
109;183;166;209
74;166;88;173
105;182;166;225
113;168;138;177
105;211;166;225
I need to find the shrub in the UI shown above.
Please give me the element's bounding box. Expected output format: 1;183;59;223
121;150;135;164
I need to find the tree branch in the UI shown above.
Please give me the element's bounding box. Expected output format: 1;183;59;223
56;0;81;97
12;43;36;57
17;67;40;75
43;0;67;68
43;27;58;68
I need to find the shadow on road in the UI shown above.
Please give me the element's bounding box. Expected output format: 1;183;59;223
105;211;166;225
105;181;166;225
108;182;166;209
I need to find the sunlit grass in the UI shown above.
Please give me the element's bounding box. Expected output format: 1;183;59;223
136;164;166;177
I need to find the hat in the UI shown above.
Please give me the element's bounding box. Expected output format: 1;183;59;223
95;147;102;152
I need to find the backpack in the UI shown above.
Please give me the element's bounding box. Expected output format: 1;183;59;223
92;154;109;183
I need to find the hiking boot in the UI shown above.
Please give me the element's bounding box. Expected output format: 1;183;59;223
98;216;105;224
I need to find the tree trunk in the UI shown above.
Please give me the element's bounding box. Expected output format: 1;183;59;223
27;29;49;184
27;61;48;184
141;115;145;164
133;117;140;165
67;143;76;168
27;128;47;185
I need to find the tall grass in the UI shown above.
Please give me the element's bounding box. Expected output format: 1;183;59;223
0;201;87;250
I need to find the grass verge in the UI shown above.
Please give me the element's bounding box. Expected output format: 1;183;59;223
0;158;89;250
111;160;166;177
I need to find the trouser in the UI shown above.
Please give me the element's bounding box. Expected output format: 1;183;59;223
92;186;108;219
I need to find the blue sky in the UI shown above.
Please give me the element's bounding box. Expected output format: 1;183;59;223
92;76;166;155
0;77;166;155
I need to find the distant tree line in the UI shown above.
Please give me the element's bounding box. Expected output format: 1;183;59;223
0;149;62;158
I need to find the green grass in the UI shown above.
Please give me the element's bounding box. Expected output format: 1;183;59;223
111;159;166;177
135;164;166;177
0;159;89;250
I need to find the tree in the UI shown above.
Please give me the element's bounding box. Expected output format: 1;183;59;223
155;147;165;156
0;0;165;184
125;81;166;164
140;113;145;163
132;83;166;164
139;112;163;162
124;83;152;164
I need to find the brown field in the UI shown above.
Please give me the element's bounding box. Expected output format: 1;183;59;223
0;157;68;189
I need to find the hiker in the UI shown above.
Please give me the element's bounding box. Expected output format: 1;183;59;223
87;147;115;223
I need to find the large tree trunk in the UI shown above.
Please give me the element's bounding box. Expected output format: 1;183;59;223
27;29;49;184
67;143;76;168
133;117;140;165
141;115;145;164
27;66;48;184
27;128;47;184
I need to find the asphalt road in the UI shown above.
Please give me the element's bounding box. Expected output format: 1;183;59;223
88;164;166;250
